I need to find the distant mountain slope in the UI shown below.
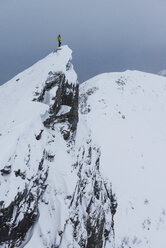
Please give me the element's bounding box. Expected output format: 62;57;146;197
79;71;166;248
0;46;166;248
158;69;166;77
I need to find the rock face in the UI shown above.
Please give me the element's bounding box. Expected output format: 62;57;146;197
0;152;47;247
69;142;117;248
34;71;79;138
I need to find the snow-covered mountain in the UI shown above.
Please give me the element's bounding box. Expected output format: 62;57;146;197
158;69;166;77
0;46;166;248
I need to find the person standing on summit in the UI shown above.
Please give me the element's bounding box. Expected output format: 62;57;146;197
57;34;61;47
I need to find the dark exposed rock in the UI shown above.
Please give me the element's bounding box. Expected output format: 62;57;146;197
45;151;55;162
115;77;126;86
0;189;39;247
61;127;71;140
0;151;48;247
35;129;44;140
79;87;98;115
14;169;26;180
66;61;72;71
34;71;79;137
0;165;11;175
67;142;118;248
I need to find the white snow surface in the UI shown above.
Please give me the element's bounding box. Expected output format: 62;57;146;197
56;105;71;116
79;71;166;248
0;45;166;248
158;69;166;77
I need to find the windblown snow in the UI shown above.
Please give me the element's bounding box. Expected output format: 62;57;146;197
158;69;166;77
0;46;166;248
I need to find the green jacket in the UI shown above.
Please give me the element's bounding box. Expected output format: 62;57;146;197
57;35;61;41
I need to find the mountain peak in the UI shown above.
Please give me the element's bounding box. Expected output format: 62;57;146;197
0;45;79;247
0;48;166;247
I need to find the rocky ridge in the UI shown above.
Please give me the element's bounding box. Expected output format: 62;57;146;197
0;46;117;248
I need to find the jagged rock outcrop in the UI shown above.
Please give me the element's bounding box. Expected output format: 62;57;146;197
69;141;117;248
33;70;79;138
0;46;117;248
0;151;48;247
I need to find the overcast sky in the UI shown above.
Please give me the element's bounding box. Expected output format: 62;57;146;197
0;0;166;84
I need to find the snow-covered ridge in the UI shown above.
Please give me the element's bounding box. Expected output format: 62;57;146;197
79;70;166;248
0;45;79;247
0;45;77;134
158;69;166;77
1;46;166;248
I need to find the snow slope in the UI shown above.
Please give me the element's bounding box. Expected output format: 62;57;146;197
0;46;166;248
0;46;79;247
0;45;77;203
158;69;166;77
79;71;166;248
